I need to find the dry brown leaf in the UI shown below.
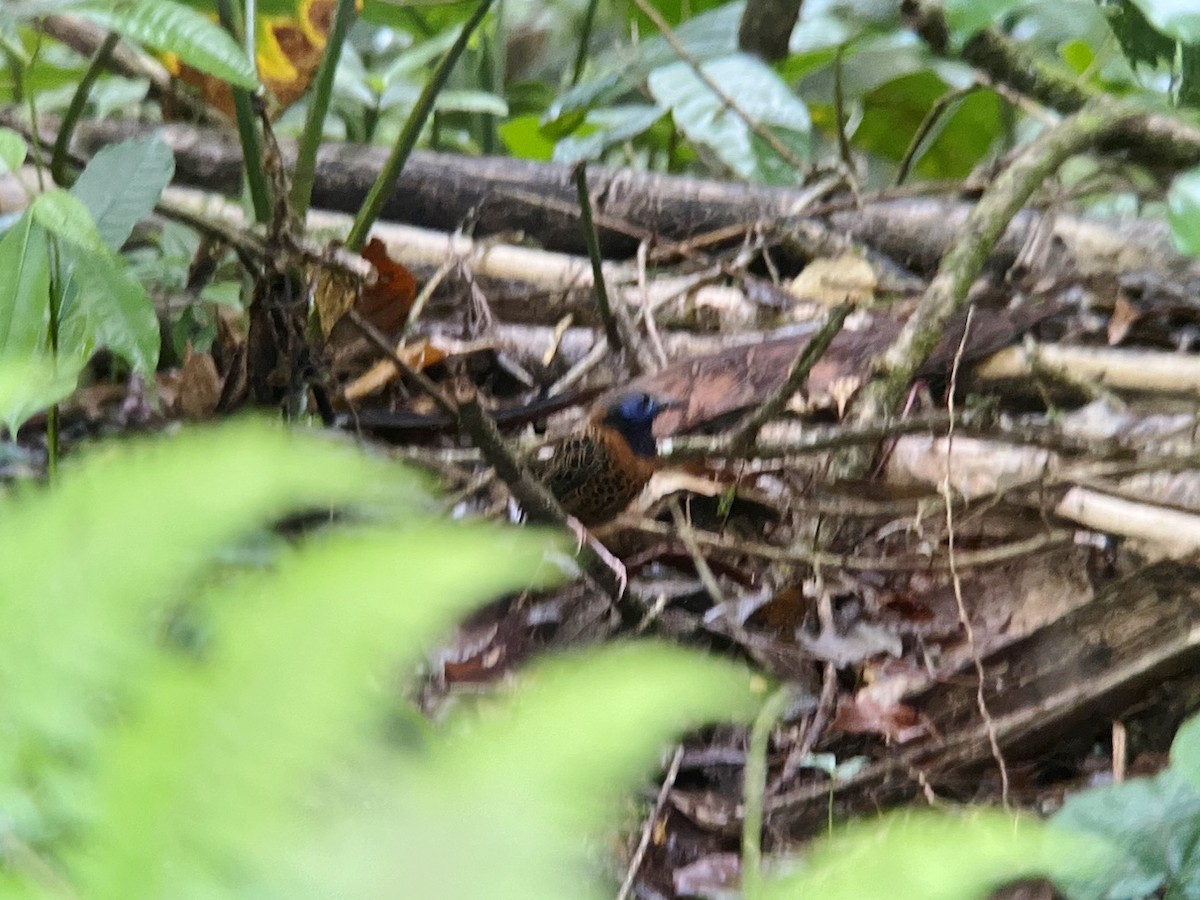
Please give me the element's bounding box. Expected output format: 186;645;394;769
1107;294;1139;345
359;237;417;334
313;265;359;338
177;344;223;419
832;691;930;744
342;338;448;401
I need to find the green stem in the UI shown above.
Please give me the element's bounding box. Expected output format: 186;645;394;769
290;0;358;218
572;162;622;353
346;0;496;251
742;685;792;899
571;0;600;86
51;30;120;187
216;0;271;223
46;238;62;482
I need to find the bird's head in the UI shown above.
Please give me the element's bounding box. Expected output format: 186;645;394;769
599;392;676;458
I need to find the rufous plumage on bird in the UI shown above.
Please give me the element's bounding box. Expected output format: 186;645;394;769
534;392;675;526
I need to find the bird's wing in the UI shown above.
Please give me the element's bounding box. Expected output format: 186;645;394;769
536;432;610;505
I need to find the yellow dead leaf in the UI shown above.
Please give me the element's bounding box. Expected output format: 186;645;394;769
313;265;360;338
789;254;877;307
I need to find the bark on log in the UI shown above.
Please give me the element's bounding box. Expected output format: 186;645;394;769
43;116;1200;292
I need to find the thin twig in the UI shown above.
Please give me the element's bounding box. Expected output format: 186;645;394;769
832;45;854;174
627;0;810;175
895;85;980;187
344;331;629;604
668;499;726;607
727;303;853;452
629;518;1073;573
939;306;1010;808
665;410;971;462
615;745;684;900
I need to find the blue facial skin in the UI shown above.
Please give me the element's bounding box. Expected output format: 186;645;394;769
601;393;668;458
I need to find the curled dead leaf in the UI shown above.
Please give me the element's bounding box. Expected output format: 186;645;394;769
789;254;877;307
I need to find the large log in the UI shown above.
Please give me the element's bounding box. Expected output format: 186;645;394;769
41;116;1200;293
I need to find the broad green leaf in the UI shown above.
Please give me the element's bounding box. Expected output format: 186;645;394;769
0;422;424;854
0;355;82;435
78;0;258;89
648;53;811;184
0;11;29;65
497;114;556;161
379;24;462;86
0;127;26;174
290;644;762;900
1168;166;1200;255
552;105;666;165
944;0;1028;42
59;247;161;374
1127;0;1200;44
547;2;743;122
763;809;1103;900
0;214;50;357
625;0;728;30
70;521;559;899
70;136;175;252
29;190;106;252
1171;712;1200;793
856;71;1003;179
1051;768;1200;898
1105;0;1178;68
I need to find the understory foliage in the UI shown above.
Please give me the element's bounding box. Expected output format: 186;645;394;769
5;0;1200;897
6;412;1200;897
0;416;764;898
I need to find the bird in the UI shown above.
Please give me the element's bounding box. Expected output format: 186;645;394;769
534;392;675;526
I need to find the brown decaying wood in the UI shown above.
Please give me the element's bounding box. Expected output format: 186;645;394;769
768;561;1200;834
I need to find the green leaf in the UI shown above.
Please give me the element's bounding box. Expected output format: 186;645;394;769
547;1;743;122
1168;166;1200;255
0;421;424;855
1104;0;1178;68
434;89;508;116
0;127;27;174
552;105;666;165
0;355;83;435
497;114;556;161
70;521;559;899
77;0;258;89
944;0;1028;42
379;24;463;86
0;214;50;357
856;72;1003;179
70;136;176;252
1051;768;1200;898
29;189;106;253
1126;0;1200;44
647;53;810;184
58;246;161;374
1171;712;1200;793
763;809;1103;900
290;644;762;900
